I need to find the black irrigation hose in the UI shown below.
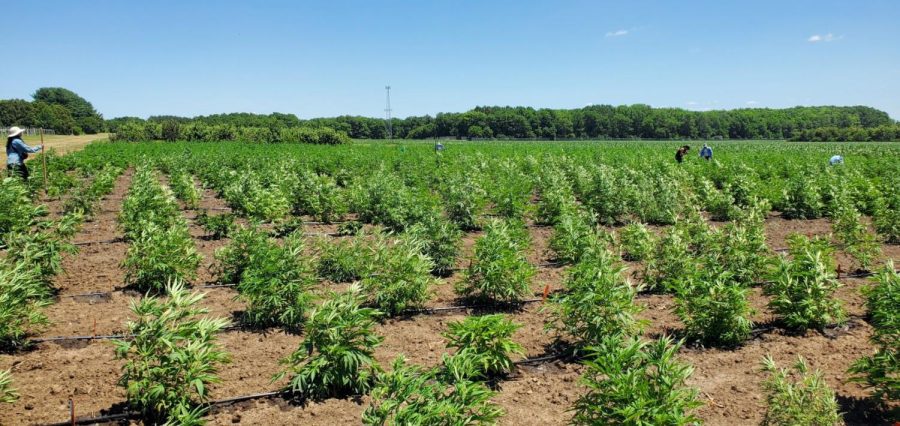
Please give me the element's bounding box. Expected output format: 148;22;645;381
45;351;567;426
404;298;544;314
57;283;237;300
73;237;124;246
44;390;289;426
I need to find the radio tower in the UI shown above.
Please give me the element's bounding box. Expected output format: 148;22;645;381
384;85;393;140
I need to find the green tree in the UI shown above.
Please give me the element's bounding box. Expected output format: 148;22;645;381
33;87;105;133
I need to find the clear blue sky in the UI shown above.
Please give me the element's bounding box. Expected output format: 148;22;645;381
2;0;899;119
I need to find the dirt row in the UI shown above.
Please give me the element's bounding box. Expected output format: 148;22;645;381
1;173;898;425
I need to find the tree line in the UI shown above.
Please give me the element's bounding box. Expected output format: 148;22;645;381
3;87;898;141
0;88;105;134
109;104;899;142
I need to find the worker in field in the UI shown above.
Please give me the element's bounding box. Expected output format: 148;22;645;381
699;143;713;161
675;145;690;163
829;155;844;166
6;126;43;181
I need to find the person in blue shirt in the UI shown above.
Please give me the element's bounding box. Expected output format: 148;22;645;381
6;126;43;181
699;143;713;161
829;155;844;166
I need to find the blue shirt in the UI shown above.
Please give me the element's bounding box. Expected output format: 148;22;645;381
829;155;843;165
6;138;42;165
700;146;713;158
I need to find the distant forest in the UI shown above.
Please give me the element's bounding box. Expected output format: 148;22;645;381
109;105;900;141
3;87;899;141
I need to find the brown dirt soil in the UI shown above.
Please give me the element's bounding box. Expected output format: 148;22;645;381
1;199;898;425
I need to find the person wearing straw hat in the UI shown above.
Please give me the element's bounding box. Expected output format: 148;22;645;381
6;126;43;181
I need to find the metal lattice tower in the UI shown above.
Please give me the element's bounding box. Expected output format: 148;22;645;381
384;85;393;140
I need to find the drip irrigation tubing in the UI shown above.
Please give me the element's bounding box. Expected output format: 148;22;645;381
45;390;289;426
46;351;570;425
404;298;544;314
57;283;237;299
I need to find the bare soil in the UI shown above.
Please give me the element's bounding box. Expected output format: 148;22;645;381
1;186;898;425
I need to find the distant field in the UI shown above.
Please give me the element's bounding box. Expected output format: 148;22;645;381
2;133;108;164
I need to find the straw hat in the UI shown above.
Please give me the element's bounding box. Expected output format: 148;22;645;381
7;126;25;138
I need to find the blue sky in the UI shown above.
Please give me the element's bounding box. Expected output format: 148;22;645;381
2;0;899;119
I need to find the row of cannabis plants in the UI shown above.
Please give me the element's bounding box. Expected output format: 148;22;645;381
119;165;200;293
2;164;123;405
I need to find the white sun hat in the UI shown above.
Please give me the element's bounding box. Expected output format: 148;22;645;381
7;126;25;138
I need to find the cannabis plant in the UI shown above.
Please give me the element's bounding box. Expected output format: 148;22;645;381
213;225;269;284
849;262;899;410
0;369;18;404
4;230;77;283
407;211;462;276
781;175;825;219
549;211;612;265
275;285;383;399
459;219;535;303
363;357;503;425
572;335;702;425
290;171;347;223
832;206;881;271
0;177;46;243
195;210;235;240
123;223;202;293
362;235;435;315
766;235;845;330
114;281;231;424
761;356;842;426
675;271;754;346
443;314;524;379
315;236;370;283
536;169;579;225
545;249;645;350
168;169;202;209
0;261;49;349
440;172;487;231
487;161;533;220
237;232;316;329
873;192;900;244
643;227;694;293
618;222;655;262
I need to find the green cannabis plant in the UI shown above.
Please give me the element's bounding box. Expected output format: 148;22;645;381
766;235;845;330
443;314;524;379
275;285;383;399
459;219;535;303
572;335;702;425
362;357;503;425
760;356;842;426
545;249;645;350
114;281;231;424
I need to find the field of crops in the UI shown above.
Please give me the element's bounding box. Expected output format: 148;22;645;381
0;140;898;425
